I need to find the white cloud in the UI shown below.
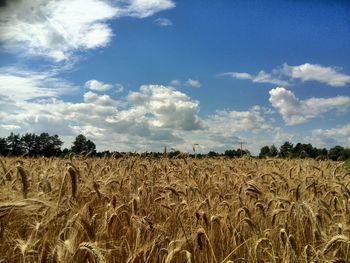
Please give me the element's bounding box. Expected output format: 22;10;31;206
185;78;201;88
115;84;124;93
122;0;175;18
1;124;21;130
0;0;175;62
175;105;281;154
269;87;350;125
154;17;173;26
226;72;252;80
2;78;278;154
83;91;117;107
222;63;350;87
252;71;290;86
206;105;272;134
0;81;201;149
222;71;290;86
281;63;350;87
0;70;300;154
85;79;113;92
127;85;203;130
84;80;125;93
311;124;350;147
1;68;347;154
0;0;116;62
0;67;76;101
170;79;181;86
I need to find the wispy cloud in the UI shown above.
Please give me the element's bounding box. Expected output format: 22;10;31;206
170;79;181;86
280;63;350;87
269;87;350;125
222;63;350;87
222;71;290;86
185;78;201;88
154;17;173;26
0;0;175;62
121;0;175;18
169;78;202;88
225;72;252;80
115;83;124;93
0;67;76;101
253;71;290;86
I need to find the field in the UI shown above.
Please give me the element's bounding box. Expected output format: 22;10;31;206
0;156;349;262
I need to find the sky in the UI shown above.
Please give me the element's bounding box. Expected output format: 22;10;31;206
0;0;349;154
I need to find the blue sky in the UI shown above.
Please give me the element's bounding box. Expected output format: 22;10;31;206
0;0;349;154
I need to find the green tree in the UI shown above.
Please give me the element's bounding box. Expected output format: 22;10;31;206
71;134;96;154
329;145;345;161
168;150;181;158
7;132;24;156
21;133;40;156
259;145;270;158
279;141;293;158
208;151;219;157
38;133;63;156
268;145;278;157
301;143;315;158
343;148;350;160
0;137;9;156
316;148;328;159
238;148;250;157
291;143;302;158
224;149;238;158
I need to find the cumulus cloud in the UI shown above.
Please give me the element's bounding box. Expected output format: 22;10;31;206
222;63;350;87
154;17;173;26
207;105;272;134
0;0;175;62
1;75;280;153
127;85;203;130
85;79;113;92
83;91;117;107
0;81;202;148
281;63;350;87
269;87;350;125
185;78;201;88
3;67;347;153
0;68;297;154
175;105;279;154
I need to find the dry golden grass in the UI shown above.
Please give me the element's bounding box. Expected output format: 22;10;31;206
0;156;349;262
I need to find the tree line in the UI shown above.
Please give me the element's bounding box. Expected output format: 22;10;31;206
201;142;349;161
0;133;96;157
0;132;349;160
258;142;350;161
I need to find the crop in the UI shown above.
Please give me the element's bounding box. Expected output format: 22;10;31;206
0;156;349;262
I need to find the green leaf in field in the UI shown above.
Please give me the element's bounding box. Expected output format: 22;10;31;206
343;158;350;170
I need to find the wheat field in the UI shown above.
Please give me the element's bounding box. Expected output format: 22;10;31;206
0;156;349;262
